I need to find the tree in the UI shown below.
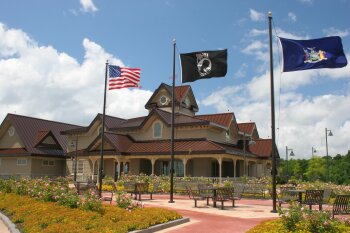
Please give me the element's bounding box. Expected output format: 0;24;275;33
305;157;326;181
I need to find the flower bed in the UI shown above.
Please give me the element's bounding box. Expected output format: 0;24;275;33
0;193;182;233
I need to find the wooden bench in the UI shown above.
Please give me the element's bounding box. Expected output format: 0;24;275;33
332;194;350;218
198;183;214;206
174;181;197;194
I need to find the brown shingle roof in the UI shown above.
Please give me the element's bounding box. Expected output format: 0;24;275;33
196;113;234;128
1;114;80;157
126;139;226;155
0;148;29;156
238;122;255;135
248;139;277;158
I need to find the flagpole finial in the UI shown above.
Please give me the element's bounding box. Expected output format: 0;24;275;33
268;11;272;18
173;38;176;44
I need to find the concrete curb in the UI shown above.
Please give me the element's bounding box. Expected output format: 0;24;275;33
0;211;21;233
130;217;190;233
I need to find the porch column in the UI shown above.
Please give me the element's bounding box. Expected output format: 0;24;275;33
151;158;156;175
182;158;188;177
233;159;237;178
89;158;98;182
117;161;121;177
217;157;222;183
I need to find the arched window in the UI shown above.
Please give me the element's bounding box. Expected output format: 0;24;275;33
153;121;162;138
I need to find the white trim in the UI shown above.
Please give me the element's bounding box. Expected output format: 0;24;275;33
17;158;27;166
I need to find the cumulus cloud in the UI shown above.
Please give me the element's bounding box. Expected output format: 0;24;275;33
323;27;350;38
201;63;350;158
80;0;98;13
0;22;152;126
288;12;297;22
249;9;264;22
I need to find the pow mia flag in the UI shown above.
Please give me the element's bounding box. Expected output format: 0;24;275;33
180;49;227;83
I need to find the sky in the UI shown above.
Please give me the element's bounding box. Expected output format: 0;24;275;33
0;0;349;159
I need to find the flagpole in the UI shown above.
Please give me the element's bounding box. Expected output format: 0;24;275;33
169;38;176;203
98;60;108;198
268;12;277;213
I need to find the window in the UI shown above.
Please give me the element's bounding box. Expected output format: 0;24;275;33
77;160;85;174
153;122;162;138
225;130;230;140
42;160;55;166
17;159;27;166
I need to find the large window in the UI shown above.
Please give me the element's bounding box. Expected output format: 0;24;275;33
153;121;162;138
42;160;55;166
17;158;27;166
77;160;85;174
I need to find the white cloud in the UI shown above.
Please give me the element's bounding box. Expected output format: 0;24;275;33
299;0;313;4
323;27;350;38
0;22;152;126
288;12;297;22
201;65;350;158
248;29;268;37
80;0;98;13
242;40;268;60
249;9;264;22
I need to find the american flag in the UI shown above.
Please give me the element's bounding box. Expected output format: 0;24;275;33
108;65;141;90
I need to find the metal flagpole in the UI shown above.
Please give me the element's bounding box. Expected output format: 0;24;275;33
98;60;108;198
169;38;176;203
268;12;277;213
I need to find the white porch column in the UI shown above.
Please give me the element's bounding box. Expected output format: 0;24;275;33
89;158;98;182
151;158;156;175
217;157;222;183
182;158;188;177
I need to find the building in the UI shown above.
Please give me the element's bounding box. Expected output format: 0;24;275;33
0;83;278;181
0;114;79;178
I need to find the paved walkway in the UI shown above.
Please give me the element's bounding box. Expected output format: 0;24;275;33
141;195;279;233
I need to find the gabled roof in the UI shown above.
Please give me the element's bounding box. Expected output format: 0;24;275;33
84;132;134;154
248;139;279;158
0;114;80;157
196;113;235;129
144;83;199;110
61;114;126;135
34;130;62;150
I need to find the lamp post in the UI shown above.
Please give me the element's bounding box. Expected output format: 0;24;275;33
325;128;333;182
285;146;294;182
70;136;78;182
312;147;317;157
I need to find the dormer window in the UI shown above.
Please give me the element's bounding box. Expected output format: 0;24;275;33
153;121;162;138
225;130;230;140
184;96;191;108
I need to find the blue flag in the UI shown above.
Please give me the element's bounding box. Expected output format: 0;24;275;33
279;36;347;72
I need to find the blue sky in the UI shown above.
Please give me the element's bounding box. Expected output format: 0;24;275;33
0;0;349;158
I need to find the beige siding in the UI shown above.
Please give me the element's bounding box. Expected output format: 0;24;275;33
0;157;31;177
31;157;66;177
192;158;212;177
0;127;25;149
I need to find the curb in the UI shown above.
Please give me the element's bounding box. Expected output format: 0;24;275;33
130;217;190;233
0;211;21;233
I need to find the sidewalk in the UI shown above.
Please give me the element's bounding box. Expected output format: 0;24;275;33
140;195;279;233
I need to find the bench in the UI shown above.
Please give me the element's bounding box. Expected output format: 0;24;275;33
198;183;214;205
277;186;298;207
123;182;152;201
174;181;197;194
185;186;206;207
332;194;350;218
302;189;324;210
242;183;266;199
216;187;235;210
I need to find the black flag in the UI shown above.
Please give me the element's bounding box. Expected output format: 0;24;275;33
180;49;227;83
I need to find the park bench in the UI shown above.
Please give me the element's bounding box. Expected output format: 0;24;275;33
216;187;235;210
174;181;197;195
332;194;350;218
242;183;267;199
277;186;298;207
302;189;324;210
198;183;214;205
322;189;333;205
123;182;152;201
185;186;206;207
